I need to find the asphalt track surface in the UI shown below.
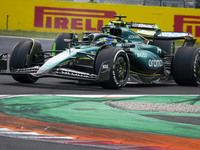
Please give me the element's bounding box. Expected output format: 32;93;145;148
1;36;200;150
0;135;108;150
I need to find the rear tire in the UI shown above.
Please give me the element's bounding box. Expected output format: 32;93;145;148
95;47;130;89
52;33;73;52
172;47;200;86
10;39;44;83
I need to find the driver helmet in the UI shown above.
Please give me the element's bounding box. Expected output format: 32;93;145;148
97;37;117;46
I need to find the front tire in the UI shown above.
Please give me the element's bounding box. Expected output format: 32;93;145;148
95;47;130;89
172;47;200;86
10;39;44;83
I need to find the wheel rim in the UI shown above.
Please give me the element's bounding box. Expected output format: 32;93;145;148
114;56;127;82
195;54;200;79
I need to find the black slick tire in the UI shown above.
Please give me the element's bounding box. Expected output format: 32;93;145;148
95;47;130;89
172;47;200;86
52;33;73;51
10;39;44;83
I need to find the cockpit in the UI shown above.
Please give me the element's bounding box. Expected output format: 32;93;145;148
95;37;118;46
102;27;145;44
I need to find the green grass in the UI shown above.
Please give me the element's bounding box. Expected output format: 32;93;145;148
0;30;59;39
175;40;200;47
0;29;200;47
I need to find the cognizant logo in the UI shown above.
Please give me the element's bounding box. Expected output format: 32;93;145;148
34;6;116;31
174;15;200;37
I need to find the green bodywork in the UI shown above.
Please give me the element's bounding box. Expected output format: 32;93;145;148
42;27;164;77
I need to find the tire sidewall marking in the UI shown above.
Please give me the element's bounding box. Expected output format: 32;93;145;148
194;51;200;84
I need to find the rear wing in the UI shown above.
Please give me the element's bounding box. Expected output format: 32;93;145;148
111;15;160;30
127;22;160;30
136;29;196;47
107;21;160;30
136;29;194;39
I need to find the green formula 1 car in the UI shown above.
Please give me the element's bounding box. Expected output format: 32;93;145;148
0;15;199;89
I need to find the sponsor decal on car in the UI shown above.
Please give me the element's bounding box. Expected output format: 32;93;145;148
160;32;190;37
148;59;163;67
128;35;140;39
136;52;147;58
136;30;155;36
103;64;109;69
34;6;116;31
131;23;159;29
137;30;191;38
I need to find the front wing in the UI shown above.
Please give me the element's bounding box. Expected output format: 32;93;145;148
0;53;111;83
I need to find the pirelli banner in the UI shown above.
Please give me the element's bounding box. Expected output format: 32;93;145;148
1;0;200;42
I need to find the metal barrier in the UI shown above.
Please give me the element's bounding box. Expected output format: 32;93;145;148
102;0;143;5
93;0;197;8
144;0;185;7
